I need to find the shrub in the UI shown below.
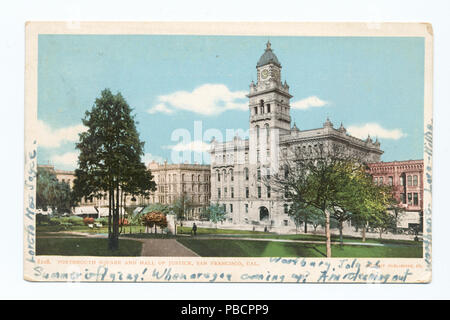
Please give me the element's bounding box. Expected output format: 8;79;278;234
68;216;84;226
83;217;95;225
97;217;108;225
49;217;61;226
36;213;50;226
141;212;168;229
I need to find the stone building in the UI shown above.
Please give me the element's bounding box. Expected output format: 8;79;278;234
147;161;211;219
37;162;211;219
367;160;423;229
209;41;383;228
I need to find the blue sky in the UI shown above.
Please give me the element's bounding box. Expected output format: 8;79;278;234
37;35;425;170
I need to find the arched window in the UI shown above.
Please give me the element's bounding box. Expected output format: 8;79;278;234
216;170;220;182
407;175;412;186
413;175;418;186
223;169;227;182
230;169;234;181
260;100;264;114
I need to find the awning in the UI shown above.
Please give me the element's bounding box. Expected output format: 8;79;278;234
73;206;98;215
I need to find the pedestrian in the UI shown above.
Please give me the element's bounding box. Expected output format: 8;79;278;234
192;222;197;236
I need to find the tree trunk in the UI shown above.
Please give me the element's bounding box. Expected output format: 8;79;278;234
108;188;112;250
379;229;383;239
362;224;366;242
339;220;344;247
325;209;331;258
304;217;308;234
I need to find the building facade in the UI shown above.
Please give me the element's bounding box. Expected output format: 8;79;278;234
38;162;211;219
209;42;383;228
147;161;211;219
367;160;423;229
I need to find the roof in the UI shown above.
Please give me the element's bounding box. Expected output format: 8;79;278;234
256;41;281;68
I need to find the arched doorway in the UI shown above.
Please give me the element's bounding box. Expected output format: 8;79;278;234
259;206;269;221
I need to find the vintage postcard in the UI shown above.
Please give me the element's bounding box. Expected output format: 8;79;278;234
24;22;432;283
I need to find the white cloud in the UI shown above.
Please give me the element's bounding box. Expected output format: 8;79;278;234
148;84;248;116
143;153;165;165
51;151;79;169
291;96;329;110
164;140;211;153
147;103;175;115
347;123;407;140
37;120;87;148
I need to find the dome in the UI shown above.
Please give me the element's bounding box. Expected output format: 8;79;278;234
257;41;281;68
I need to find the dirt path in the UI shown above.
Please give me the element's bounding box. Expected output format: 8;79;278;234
132;238;199;257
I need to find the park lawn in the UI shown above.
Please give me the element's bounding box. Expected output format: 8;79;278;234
36;237;143;256
234;233;420;246
177;226;270;235
177;239;423;258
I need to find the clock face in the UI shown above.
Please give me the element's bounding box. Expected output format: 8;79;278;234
261;69;269;79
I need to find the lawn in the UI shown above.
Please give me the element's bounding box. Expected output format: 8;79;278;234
177;239;423;258
36;237;143;256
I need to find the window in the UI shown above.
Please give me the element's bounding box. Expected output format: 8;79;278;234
283;220;289;226
254;107;258;115
230;204;233;213
224;187;227;196
284;165;289;179
231;187;234;199
379;177;383;185
246;187;249;198
267;104;271;113
284;186;289;198
413;193;419;206
265;123;270;143
256;125;260;141
257;169;261;181
230;170;234;181
258;186;261;199
217;170;220;182
267;186;271;198
407;193;412;205
407;175;412;186
182;174;185;182
413;175;418;186
223;170;227;181
218;188;221;199
374;177;378;185
388;176;393;186
284;204;289;214
245;204;248;213
244;167;249;180
223;204;226;212
266;168;271;180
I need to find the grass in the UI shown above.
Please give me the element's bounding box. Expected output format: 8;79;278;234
36;237;143;256
177;239;423;258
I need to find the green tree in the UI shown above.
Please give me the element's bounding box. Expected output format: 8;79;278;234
204;203;227;227
288;202;322;234
73;89;155;250
36;167;74;214
172;193;193;222
268;144;390;257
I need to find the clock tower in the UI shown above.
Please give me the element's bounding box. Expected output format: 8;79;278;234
248;41;293;134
